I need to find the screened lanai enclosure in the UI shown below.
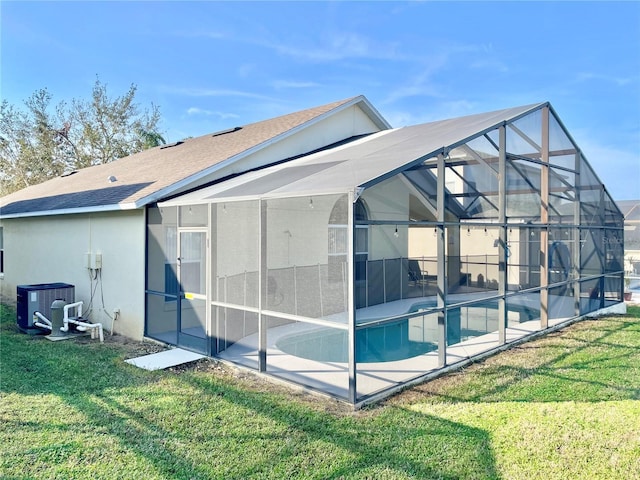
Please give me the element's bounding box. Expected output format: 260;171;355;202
145;103;624;404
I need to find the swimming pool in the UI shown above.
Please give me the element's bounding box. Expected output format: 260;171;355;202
276;299;540;363
276;323;437;363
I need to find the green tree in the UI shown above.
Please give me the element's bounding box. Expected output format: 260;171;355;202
0;78;165;195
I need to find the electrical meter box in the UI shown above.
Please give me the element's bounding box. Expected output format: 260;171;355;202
16;283;75;334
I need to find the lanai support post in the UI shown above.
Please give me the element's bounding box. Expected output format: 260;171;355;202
437;152;448;367
208;203;216;356
574;152;582;317
348;189;357;403
540;106;550;329
598;186;606;310
258;199;267;371
498;125;507;344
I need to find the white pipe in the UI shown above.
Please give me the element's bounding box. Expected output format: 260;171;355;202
34;311;51;327
62;301;83;333
61;301;103;342
63;301;84;319
65;317;103;343
33;321;52;330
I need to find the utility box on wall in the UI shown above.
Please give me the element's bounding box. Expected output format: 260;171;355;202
16;283;75;334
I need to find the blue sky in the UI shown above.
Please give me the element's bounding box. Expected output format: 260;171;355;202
2;1;639;200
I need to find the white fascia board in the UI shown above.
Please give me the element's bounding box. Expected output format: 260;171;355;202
357;96;392;130
137;96;391;207
0;202;139;219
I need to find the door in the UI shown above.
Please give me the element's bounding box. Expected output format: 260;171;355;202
177;230;208;354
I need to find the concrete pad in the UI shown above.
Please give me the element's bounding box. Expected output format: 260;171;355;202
125;348;205;371
45;331;90;341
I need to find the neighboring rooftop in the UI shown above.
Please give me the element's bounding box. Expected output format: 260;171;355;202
619;200;640;250
618;200;640;223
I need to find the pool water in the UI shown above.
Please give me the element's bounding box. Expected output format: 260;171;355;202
276;299;539;363
276;326;437;364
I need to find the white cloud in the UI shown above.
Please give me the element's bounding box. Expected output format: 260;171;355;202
186;107;239;119
237;64;256;79
566;133;640;201
383;99;479;127
469;58;509;73
271;80;321;90
158;86;277;102
172;30;226;40
381;56;448;105
261;31;408;63
576;72;635;87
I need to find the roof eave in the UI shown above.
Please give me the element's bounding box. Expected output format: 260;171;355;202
0;202;140;220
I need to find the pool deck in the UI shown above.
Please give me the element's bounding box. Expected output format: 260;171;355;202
217;292;611;401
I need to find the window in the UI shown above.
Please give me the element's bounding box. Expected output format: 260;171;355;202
328;198;369;283
328;224;368;257
178;231;205;294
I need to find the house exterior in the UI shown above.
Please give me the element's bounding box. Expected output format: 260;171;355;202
0;96;388;339
0;97;625;405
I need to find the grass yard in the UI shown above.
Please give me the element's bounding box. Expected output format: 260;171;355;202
1;303;639;480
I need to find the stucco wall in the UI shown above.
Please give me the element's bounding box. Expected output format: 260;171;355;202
361;176;410;261
265;195;342;269
249;105;381;172
0;210;146;339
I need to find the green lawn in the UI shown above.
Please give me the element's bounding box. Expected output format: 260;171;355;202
1;303;639;480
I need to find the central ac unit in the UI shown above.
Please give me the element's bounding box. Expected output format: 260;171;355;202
16;283;75;334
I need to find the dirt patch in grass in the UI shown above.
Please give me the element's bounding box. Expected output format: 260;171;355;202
74;331;169;357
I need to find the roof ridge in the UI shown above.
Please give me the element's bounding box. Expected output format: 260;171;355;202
241;96;361;129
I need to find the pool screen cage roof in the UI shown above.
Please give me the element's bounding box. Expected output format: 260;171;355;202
151;102;624;406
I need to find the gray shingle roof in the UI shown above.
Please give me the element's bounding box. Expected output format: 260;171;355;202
1;96;378;217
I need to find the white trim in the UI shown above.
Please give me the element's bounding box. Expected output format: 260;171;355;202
0;202;140;219
357;96;392;130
